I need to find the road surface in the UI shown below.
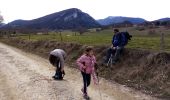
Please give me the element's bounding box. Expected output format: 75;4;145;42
0;43;157;100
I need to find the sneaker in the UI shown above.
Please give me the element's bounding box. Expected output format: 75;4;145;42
81;88;87;95
112;60;116;64
52;76;56;79
52;76;63;80
83;94;90;100
102;63;108;67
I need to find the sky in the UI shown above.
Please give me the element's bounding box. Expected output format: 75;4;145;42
0;0;170;23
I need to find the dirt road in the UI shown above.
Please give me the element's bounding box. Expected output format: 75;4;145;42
0;43;158;100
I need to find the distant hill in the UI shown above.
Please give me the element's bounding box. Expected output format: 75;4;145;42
156;17;170;22
97;16;146;25
0;23;5;28
142;17;170;26
2;8;100;30
8;20;29;26
1;9;170;30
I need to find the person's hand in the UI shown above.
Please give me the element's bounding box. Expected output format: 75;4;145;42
61;67;64;72
110;45;113;48
82;66;86;69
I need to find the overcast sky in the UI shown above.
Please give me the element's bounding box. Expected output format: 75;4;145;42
0;0;169;23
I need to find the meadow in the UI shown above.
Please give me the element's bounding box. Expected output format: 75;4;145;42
16;27;170;51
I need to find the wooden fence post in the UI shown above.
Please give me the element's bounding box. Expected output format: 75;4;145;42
59;31;63;42
160;32;165;51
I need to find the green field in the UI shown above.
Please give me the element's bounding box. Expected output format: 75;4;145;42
16;27;170;51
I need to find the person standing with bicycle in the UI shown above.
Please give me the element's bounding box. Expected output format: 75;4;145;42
105;29;125;65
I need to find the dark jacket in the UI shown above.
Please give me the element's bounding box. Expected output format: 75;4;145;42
112;33;122;47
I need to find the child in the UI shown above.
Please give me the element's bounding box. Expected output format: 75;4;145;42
77;46;98;99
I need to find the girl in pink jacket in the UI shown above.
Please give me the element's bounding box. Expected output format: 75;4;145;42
77;46;98;99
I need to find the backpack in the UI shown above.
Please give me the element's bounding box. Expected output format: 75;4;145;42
121;32;132;46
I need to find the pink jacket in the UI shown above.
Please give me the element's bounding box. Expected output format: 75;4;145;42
77;54;98;83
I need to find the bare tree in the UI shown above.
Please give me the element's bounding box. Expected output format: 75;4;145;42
160;32;165;51
58;30;63;42
0;13;4;31
0;14;3;23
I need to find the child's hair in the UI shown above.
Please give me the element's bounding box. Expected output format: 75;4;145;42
85;46;93;52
